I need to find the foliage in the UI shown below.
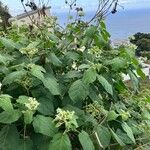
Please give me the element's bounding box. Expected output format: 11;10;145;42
0;6;150;150
0;1;11;32
130;32;150;58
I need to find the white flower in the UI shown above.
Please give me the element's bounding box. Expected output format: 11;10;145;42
72;62;77;70
77;46;85;52
25;97;40;111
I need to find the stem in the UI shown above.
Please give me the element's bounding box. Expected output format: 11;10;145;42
23;125;26;139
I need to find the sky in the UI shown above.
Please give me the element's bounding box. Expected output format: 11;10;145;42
1;0;150;16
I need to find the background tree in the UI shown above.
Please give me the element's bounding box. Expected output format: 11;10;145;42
0;1;11;32
130;32;150;58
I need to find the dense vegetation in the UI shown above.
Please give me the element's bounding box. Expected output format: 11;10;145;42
0;1;150;150
0;1;11;32
130;32;150;59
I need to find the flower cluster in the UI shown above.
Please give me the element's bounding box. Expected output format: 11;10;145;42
19;47;38;57
25;97;40;111
88;46;102;58
54;108;78;132
120;109;131;121
86;101;107;119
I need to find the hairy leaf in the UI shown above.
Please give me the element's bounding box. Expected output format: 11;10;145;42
78;131;95;150
49;133;72;150
33;115;57;137
97;75;113;95
69;80;89;102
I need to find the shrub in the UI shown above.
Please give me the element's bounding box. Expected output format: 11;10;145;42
0;7;150;150
130;32;150;57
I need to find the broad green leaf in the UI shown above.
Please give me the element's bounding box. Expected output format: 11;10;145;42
122;122;135;143
0;54;14;65
0;37;20;50
78;64;90;70
78;131;95;150
89;86;103;103
107;57;127;71
2;70;27;85
116;129;133;144
65;51;80;61
97;75;113;95
101;29;110;42
128;70;139;92
18;139;34;150
136;67;146;79
100;21;106;29
69;80;89;102
64;71;81;79
107;111;119;121
49;34;59;43
49;133;72;150
0;110;21;124
0;94;13;111
30;64;46;80
95;125;111;149
23;110;34;125
85;26;97;38
33;115;57;137
49;53;62;66
37;97;54;115
82;67;97;84
0;125;21;150
110;128;125;147
42;77;60;95
16;96;29;104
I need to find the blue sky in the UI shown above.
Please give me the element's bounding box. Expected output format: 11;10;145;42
1;0;150;16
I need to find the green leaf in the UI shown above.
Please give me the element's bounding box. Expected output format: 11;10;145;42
82;67;97;84
49;53;62;66
23;110;34;125
0;37;20;50
27;41;39;48
136;67;146;80
85;26;97;38
42;76;60;95
128;70;139;92
0;54;14;65
69;80;89;102
78;131;95;150
110;128;125;147
0;94;13;111
33;115;57;137
16;96;29;104
64;71;81;79
0;125;21;150
2;70;27;85
95;125;111;149
97;75;113;95
49;133;72;150
100;21;106;29
0;110;21;124
78;64;90;70
30;64;46;81
110;57;127;71
107;111;119;121
122;122;135;143
37;97;54;115
65;51;80;61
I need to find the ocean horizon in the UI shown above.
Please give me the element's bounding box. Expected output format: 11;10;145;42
51;8;150;41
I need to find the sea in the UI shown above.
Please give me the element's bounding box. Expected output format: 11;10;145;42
51;8;150;42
